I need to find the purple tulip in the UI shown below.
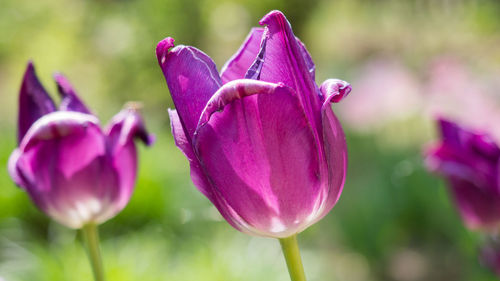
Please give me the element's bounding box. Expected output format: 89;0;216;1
156;10;350;238
8;62;153;229
480;242;500;276
425;118;500;230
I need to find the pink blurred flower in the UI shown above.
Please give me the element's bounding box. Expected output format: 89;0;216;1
338;57;421;131
425;56;500;141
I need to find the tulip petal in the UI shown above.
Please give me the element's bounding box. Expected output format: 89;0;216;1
156;37;222;140
19;111;104;181
8;149;25;188
169;109;208;197
18;61;56;143
106;105;154;149
257;11;321;124
169;108;248;232
220;27;316;84
449;177;500;230
319;99;348;219
296;38;316;80
15;111;118;228
314;80;350;216
194;79;322;237
105;106;153;210
426;119;499;190
220;28;265;84
54;73;91;114
438;118;500;162
320;79;352;103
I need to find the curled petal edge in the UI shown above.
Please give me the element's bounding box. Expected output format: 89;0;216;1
320;79;352;104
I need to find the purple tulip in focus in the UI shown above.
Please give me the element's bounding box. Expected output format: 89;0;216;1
425;118;500;231
156;10;350;238
8;62;153;229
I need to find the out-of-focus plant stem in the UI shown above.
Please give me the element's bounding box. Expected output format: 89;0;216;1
279;235;307;281
82;223;105;281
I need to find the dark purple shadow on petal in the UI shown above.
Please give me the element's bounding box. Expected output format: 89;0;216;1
156;37;222;140
244;34;267;80
54;73;92;114
106;105;154;150
220;28;265;83
449;177;500;230
18;61;56;143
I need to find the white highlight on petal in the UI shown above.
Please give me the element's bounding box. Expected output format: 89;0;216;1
46;197;106;229
269;217;286;233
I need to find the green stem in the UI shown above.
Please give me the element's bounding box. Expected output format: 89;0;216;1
81;223;105;281
279;235;307;281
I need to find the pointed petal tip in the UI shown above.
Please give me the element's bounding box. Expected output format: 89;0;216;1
53;72;92;114
23;60;37;81
259;10;286;26
156;37;176;66
320;79;352;103
26;60;35;70
436;116;452;128
18;60;57;143
53;72;69;96
436;117;460;139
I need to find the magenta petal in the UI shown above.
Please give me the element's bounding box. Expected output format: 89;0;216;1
194;80;323;237
106;106;154;149
168;109;208;197
19;111;104;182
257;11;321;123
449;177;500;229
320;79;352;103
169;109;247;231
54;73;91;114
319;99;347;218
14;111;119;228
156;37;222;139
8;149;25;187
18;61;56;143
425;118;500;230
105;106;153;210
426;119;499;189
296;38;316;80
220;28;265;84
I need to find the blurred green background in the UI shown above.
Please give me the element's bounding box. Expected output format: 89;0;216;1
1;0;500;280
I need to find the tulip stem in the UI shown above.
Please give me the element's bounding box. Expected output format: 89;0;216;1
82;223;105;281
279;235;307;281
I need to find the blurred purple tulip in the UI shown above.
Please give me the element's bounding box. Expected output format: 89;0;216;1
425;118;500;230
480;241;500;277
156;10;350;238
8;62;153;229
